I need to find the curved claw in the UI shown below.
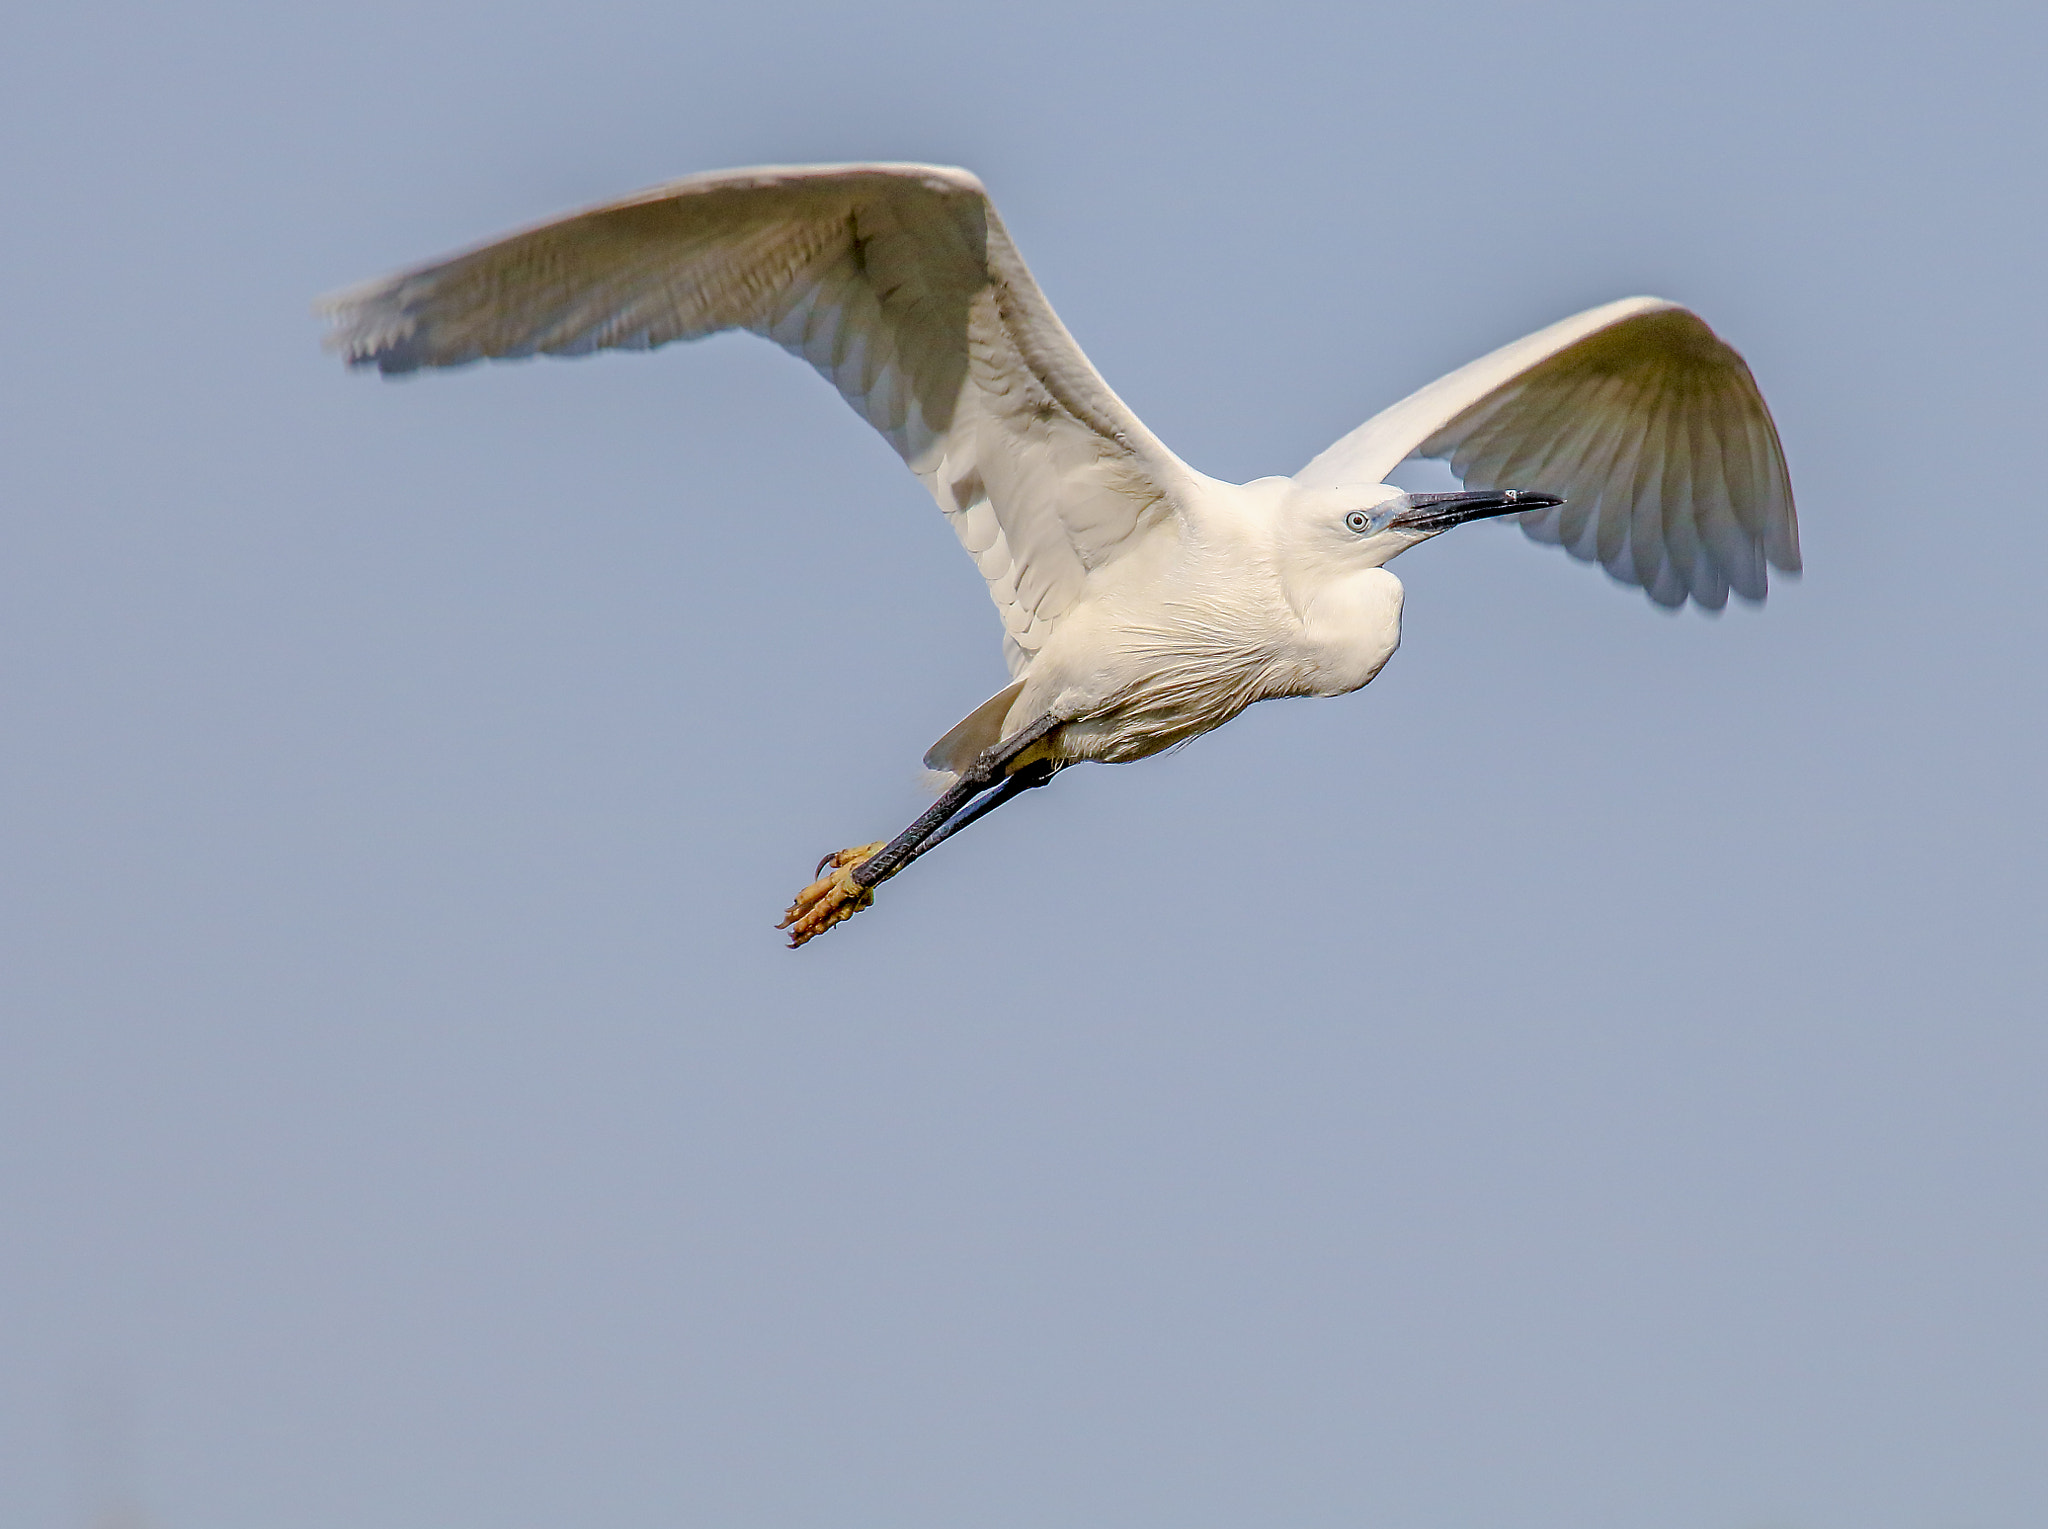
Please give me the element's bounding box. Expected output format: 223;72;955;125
779;841;889;948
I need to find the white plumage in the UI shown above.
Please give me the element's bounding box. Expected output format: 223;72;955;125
320;161;1798;944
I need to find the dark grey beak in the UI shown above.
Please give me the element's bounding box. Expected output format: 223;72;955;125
1389;488;1564;533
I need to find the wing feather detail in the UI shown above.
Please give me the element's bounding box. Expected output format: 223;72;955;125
320;163;1199;672
1296;297;1797;609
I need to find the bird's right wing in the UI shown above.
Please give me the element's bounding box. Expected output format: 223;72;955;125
1296;297;1798;609
320;163;1202;674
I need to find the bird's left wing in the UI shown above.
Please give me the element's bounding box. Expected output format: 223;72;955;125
1295;297;1798;609
321;162;1201;673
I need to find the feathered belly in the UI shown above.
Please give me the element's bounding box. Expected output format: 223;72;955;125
1044;639;1318;765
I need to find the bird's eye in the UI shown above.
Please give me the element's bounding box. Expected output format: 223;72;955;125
1345;510;1371;533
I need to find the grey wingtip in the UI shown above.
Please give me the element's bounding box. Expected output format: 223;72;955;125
314;279;422;373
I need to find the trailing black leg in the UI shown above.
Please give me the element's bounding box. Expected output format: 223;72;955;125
878;758;1058;874
778;714;1062;947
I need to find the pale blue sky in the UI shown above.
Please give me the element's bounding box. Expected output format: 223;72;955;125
2;2;2044;1527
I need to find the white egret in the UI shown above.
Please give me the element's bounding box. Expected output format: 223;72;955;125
320;162;1797;946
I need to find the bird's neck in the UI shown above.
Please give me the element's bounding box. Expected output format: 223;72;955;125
1291;567;1406;697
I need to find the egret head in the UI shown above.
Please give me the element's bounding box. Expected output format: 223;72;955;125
1302;483;1565;568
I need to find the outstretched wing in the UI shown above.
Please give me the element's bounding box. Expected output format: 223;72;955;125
320;162;1200;672
1296;297;1798;610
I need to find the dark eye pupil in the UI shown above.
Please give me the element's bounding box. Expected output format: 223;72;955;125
1347;512;1368;531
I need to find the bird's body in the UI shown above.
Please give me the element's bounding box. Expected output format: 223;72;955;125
982;477;1406;770
321;162;1796;944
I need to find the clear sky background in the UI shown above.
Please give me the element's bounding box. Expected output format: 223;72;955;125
3;2;2043;1527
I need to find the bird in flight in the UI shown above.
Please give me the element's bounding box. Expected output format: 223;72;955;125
320;162;1797;947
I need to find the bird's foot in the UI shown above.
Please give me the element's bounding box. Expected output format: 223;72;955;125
778;841;889;948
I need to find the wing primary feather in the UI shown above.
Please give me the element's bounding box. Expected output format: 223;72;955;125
1677;386;1732;610
1656;378;1711;605
1545;376;1636;554
1627;378;1677;592
1592;371;1658;573
1757;412;1801;573
1695;392;1762;603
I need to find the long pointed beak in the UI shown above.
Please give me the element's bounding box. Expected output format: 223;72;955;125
1389;488;1564;533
